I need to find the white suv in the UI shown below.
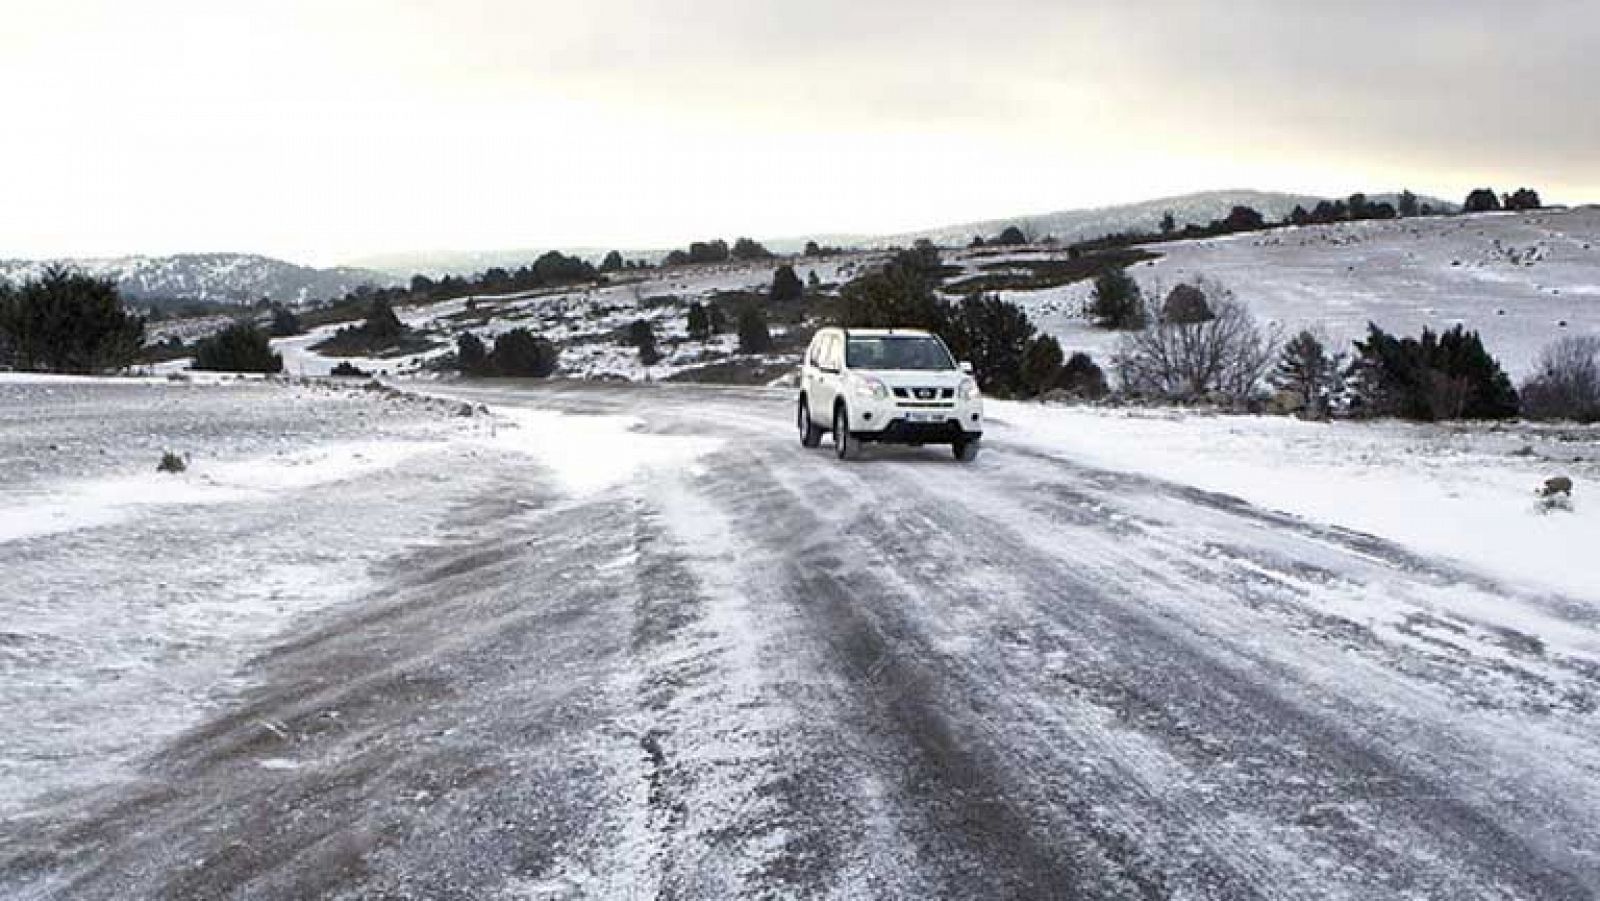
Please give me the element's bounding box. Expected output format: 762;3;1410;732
797;328;983;461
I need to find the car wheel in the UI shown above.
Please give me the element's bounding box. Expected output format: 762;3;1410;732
953;436;981;462
834;405;858;460
798;398;822;448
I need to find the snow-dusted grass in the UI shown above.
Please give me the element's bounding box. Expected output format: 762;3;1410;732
990;400;1600;602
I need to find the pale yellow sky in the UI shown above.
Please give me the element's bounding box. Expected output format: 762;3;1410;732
4;0;1594;265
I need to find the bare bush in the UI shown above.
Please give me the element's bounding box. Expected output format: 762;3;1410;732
1521;335;1600;422
1114;284;1279;404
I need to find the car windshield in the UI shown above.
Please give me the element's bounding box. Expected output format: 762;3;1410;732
844;335;955;371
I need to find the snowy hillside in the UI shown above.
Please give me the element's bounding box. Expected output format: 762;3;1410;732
976;207;1600;376
878;190;1453;249
0;253;393;306
265;256;872;379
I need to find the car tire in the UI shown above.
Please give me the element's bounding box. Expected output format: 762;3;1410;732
798;398;823;448
834;405;859;460
953;436;981;462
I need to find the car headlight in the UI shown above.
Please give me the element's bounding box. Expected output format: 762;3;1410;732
853;374;889;400
959;377;980;401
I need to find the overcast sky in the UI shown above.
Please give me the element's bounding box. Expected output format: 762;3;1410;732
4;0;1595;265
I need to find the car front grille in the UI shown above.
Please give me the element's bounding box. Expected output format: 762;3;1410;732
891;387;955;400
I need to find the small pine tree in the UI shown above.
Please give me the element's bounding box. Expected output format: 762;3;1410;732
1061;352;1108;399
0;267;145;373
686;302;710;341
489;329;559;377
1463;188;1502;213
807;269;822;289
1221;205;1265;232
269;306;302;337
1020;334;1064;397
600;250;625;272
707;302;728;335
770;264;804;302
1398;190;1420;218
1161;284;1214;324
1087;268;1146;330
732;237;774;260
192;322;283;373
457;332;488;375
627;318;660;366
1271;330;1342;417
1159;211;1176;235
995;226;1029;246
737;306;771;354
363;298;405;343
1505;188;1543;211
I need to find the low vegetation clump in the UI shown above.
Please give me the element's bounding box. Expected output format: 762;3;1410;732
329;360;370;377
138;335;192;365
1520;335;1600;423
1347;323;1518;421
192;322;284;373
1463;187;1542;213
1016;337;1110;400
158;451;187;474
0;267;145;373
457;329;559;377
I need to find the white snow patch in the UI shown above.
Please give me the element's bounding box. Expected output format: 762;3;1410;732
992;401;1600;602
474;408;718;495
0;438;443;544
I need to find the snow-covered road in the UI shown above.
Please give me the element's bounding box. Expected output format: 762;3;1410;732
3;380;1597;899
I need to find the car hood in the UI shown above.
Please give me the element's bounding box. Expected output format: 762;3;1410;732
855;369;967;389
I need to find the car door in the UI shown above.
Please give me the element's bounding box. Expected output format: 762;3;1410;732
809;333;842;421
802;333;827;420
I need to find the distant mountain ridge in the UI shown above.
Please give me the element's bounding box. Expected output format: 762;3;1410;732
0;253;394;306
864;189;1458;249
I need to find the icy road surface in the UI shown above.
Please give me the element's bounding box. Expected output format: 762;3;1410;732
2;379;1598;900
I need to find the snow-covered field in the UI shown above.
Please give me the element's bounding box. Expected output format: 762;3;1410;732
980;207;1600;376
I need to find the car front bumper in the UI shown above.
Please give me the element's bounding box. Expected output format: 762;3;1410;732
845;397;983;442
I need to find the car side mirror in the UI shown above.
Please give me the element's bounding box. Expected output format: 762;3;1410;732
959;360;974;374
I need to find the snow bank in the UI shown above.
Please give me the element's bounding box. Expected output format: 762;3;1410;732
992;402;1600;601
